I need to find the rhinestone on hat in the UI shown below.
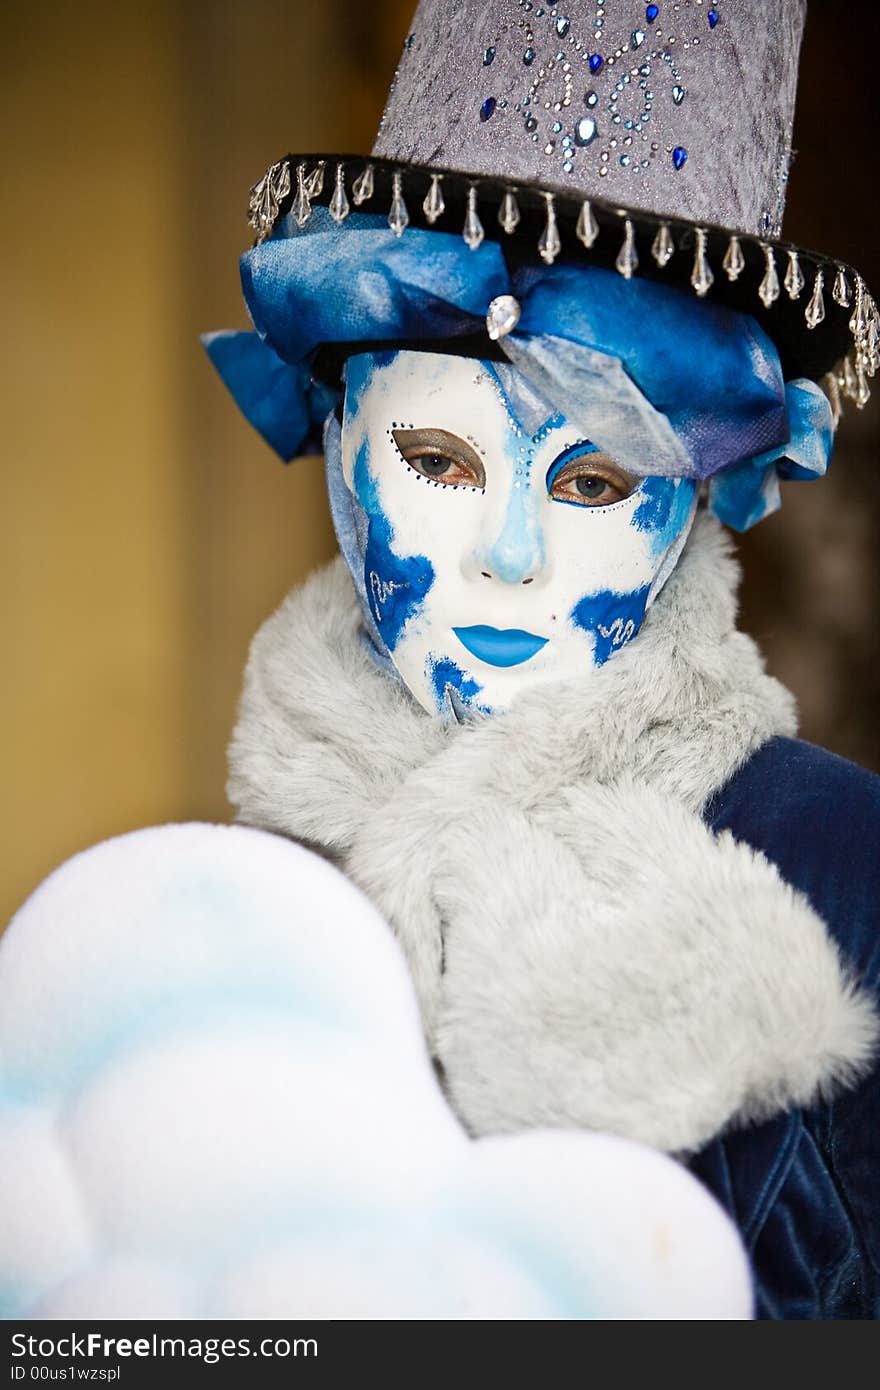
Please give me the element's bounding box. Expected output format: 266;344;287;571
486;295;522;340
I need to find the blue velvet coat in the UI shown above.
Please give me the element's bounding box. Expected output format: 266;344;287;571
696;736;880;1320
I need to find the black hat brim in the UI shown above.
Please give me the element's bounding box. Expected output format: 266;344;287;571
255;154;874;391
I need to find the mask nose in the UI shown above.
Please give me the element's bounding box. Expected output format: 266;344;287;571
466;480;549;586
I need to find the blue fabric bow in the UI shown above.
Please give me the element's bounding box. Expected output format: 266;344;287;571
204;209;833;531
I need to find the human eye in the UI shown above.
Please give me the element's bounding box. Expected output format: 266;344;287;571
391;428;486;489
547;447;638;508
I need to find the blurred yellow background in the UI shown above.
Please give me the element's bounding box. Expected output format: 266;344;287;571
3;1;878;925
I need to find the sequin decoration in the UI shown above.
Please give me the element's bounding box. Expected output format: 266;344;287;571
575;115;598;145
480;96;497;121
507;0;721;184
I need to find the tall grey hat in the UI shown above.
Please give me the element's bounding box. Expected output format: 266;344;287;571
246;0;877;407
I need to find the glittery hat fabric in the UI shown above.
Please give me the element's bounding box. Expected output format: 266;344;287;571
238;0;877;402
374;0;802;242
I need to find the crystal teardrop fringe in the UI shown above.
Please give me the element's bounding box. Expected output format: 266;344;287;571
247;159;290;243
805;268;825;329
576;199;599;249
821;369;842;427
758;246;780;307
842;355;858;400
463;186;485;250
275;160;291;205
538;194;562;265
722;235;745;282
867;307;880;375
305;161;326;199
784;249;805;300
388;172;409;237
352;164;375;205
849;277;869;339
832;267;851;307
615;219;638;279
498;189;521;235
423;173;445;224
690;228;713;296
291;163;311;228
651;221;674;268
849;278;879;395
329;163;350;224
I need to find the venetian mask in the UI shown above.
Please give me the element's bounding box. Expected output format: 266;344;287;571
336;349;697;717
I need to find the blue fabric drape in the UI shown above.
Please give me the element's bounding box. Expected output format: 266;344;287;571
203;210;834;531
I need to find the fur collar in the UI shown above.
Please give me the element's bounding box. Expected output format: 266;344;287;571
229;514;877;1154
229;514;796;835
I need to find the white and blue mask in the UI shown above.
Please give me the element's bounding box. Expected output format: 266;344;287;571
332;349;698;718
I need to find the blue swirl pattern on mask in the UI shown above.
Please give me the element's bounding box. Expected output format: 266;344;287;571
352;440;435;652
428;656;486;713
571;585;652;666
633;477;699;556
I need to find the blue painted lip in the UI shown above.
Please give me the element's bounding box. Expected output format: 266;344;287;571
453;625;548;668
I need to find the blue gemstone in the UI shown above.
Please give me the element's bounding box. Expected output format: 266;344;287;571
585;89;598;106
589;53;603;73
480;96;497;122
524;46;535;65
556;16;570;36
672;145;688;169
483;47;496;65
646;4;659;20
708;8;719;26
